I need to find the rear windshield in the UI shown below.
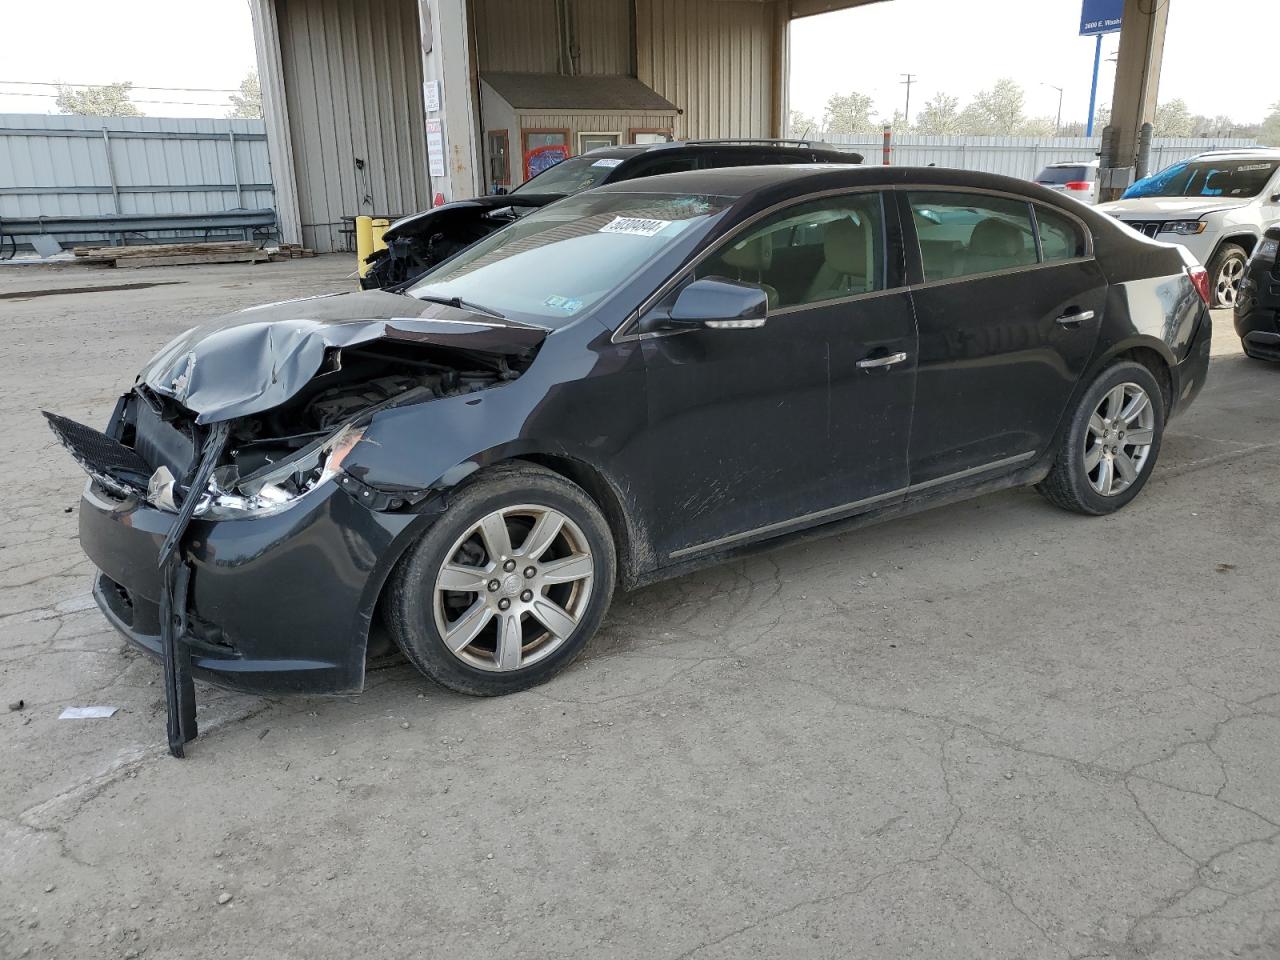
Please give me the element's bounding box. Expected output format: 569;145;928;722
1036;166;1092;184
1123;158;1280;199
510;156;623;196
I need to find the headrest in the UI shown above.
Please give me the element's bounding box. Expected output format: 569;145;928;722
823;217;867;274
968;218;1024;258
721;233;773;272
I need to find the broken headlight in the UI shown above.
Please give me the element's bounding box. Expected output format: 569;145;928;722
147;423;366;520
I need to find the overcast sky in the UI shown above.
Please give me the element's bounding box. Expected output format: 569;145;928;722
0;0;1271;128
790;0;1276;128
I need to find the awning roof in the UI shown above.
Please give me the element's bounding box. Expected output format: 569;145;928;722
481;72;677;113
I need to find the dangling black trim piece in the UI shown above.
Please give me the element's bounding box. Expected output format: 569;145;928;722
157;421;230;759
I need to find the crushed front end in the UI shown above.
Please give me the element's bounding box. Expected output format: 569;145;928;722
46;296;546;755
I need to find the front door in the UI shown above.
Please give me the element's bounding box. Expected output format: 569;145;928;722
900;190;1105;485
639;191;918;559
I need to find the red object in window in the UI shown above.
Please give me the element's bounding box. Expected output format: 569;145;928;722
433;192;445;208
1187;266;1211;305
1064;181;1091;191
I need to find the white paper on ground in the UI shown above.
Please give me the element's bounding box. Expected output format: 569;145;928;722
58;705;119;719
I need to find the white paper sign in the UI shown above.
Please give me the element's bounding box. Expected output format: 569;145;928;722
424;80;440;113
599;216;670;237
591;158;624;168
425;119;445;178
59;705;119;719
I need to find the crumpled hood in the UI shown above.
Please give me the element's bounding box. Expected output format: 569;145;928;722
138;290;548;424
1096;196;1249;219
384;194;560;239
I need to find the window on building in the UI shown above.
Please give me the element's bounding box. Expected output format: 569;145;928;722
579;132;620;153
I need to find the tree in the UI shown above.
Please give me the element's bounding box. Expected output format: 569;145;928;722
958;78;1026;135
788;108;818;138
1153;98;1194;137
822;91;877;134
914;92;962;135
1260;101;1280;147
55;81;142;117
226;70;262;119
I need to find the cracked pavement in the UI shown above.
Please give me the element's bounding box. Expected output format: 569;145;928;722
2;256;1278;959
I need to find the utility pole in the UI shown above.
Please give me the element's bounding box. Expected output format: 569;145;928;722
1042;82;1064;135
900;73;917;128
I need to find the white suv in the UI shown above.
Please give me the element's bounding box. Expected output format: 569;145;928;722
1096;149;1280;307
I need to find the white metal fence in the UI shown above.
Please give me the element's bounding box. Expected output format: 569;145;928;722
0;114;275;246
821;133;1261;181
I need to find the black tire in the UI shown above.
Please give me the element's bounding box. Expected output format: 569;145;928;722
385;462;616;696
1207;243;1248;309
1036;360;1166;516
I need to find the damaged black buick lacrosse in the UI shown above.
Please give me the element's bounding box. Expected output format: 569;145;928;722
48;165;1212;754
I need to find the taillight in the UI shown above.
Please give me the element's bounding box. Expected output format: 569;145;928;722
1065;181;1091;191
1187;266;1211;306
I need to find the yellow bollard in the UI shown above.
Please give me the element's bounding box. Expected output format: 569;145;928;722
355;215;373;279
371;218;389;254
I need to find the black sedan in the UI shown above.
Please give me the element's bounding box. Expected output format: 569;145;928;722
1235;225;1280;361
48;164;1212;754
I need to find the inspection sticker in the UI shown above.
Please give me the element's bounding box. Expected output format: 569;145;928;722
543;295;584;313
599;216;670;237
591;158;624;168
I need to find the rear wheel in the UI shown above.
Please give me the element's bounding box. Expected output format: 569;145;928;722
1208;243;1248;308
1036;360;1165;515
386;464;616;696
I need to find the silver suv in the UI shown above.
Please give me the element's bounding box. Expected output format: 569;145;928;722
1096;149;1280;307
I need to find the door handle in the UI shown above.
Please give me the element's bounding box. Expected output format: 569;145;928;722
1055;309;1095;327
856;351;909;369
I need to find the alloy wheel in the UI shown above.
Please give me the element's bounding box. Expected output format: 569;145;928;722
1084;382;1156;497
1215;256;1245;307
433;504;594;672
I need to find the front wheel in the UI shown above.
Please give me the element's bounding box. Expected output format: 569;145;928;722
385;464;616;696
1036;360;1166;515
1208;243;1248;309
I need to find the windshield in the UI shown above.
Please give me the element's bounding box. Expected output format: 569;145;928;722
408;191;733;326
1036;166;1092;184
1123;158;1280;199
510;155;626;196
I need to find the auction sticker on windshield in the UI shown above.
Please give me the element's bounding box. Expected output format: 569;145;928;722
599;216;671;237
591;158;624;168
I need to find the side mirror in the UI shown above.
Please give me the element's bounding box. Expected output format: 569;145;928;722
657;277;768;331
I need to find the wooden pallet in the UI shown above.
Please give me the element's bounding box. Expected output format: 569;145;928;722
114;250;271;269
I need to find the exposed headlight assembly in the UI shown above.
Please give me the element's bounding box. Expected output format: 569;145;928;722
1160;220;1207;236
146;421;366;520
1253;238;1278;263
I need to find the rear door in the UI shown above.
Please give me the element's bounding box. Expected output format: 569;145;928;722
899;189;1105;485
638;190;917;559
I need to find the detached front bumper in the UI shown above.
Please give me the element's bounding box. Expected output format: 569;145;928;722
80;479;425;696
1234;262;1280;361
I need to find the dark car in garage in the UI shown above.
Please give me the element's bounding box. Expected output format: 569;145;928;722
1234;225;1280;360
47;164;1212;754
361;139;860;289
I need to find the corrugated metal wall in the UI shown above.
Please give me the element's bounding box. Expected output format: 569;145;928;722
0;114;272;244
820;133;1261;180
472;0;631;76
277;0;430;252
635;0;776;140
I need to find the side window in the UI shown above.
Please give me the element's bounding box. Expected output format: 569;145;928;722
624;155;698;179
907;191;1037;282
695;193;885;310
1036;206;1088;261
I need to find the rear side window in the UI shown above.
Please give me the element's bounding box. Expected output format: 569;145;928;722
1036;207;1087;261
623;155;698;178
907;192;1037;282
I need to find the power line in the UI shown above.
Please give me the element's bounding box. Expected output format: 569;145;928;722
0;80;240;93
0;90;233;107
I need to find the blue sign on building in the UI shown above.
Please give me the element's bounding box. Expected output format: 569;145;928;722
1080;0;1124;36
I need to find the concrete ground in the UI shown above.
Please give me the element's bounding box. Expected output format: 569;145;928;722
2;255;1278;960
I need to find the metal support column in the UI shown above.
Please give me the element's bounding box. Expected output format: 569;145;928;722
1099;0;1169;201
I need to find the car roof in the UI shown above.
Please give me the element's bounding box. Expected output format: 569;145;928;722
1044;160;1098;168
1189;148;1280;161
580;139;856;160
590;162;1057;200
